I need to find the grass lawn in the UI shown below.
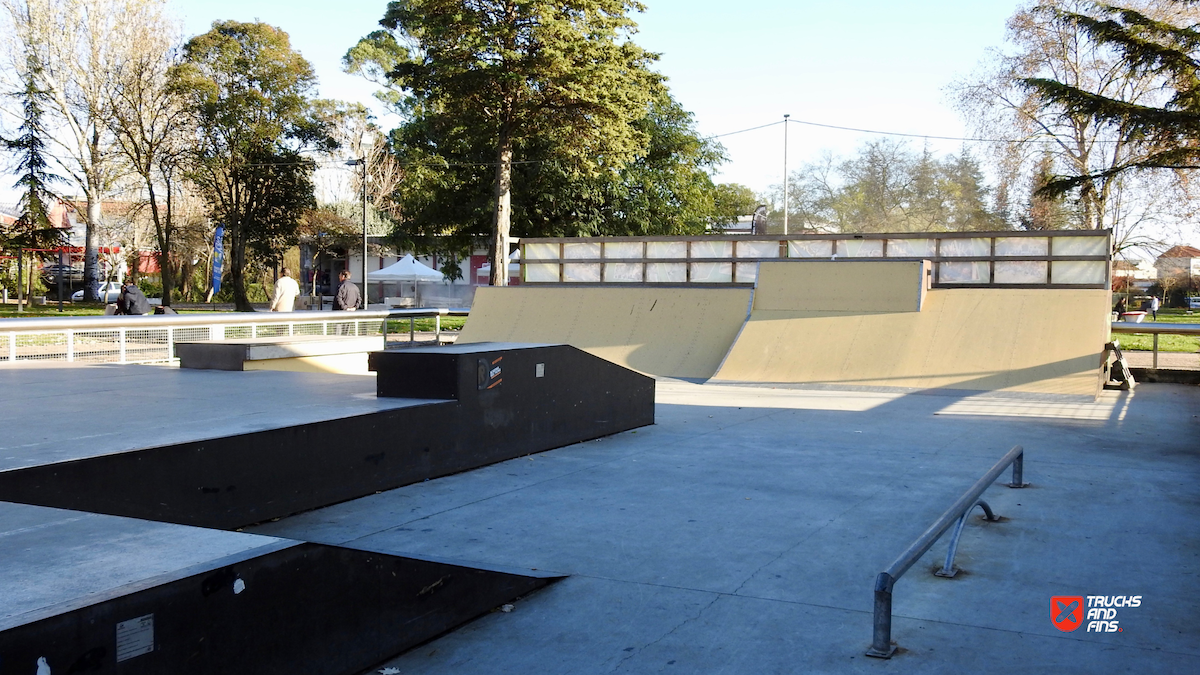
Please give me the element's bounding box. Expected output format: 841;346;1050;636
0;303;107;318
386;317;467;333
1114;308;1200;352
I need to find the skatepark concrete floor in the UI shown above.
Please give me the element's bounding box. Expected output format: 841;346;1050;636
250;380;1200;675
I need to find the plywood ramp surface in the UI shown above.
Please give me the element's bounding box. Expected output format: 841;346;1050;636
753;260;928;312
714;287;1110;397
458;286;752;379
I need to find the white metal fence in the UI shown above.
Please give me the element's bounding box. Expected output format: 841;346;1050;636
0;308;468;365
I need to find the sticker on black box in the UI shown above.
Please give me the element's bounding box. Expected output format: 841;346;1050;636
116;614;154;662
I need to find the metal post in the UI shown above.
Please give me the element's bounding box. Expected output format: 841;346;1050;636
57;246;64;312
409;316;415;342
17;248;23;313
435;314;441;343
362;159;368;307
1152;333;1159;370
935;500;997;578
782;114;790;236
1009;452;1026;488
868;573;896;658
66;330;74;362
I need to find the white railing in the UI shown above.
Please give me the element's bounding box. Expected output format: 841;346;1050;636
0;308;469;366
519;229;1113;288
1111;320;1200;370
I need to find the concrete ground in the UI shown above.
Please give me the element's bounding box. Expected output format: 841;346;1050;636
251;380;1200;674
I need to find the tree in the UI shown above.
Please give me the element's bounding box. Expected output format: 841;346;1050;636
297;206;360;296
769;140;1004;233
1023;151;1076;229
952;0;1200;236
377;90;728;256
349;0;663;285
108;9;189;305
3;56;62;248
2;55;65;305
1022;1;1200;191
171;21;330;311
712;183;759;229
1;0;165;299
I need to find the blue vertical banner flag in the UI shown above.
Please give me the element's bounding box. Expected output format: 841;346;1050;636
210;224;225;296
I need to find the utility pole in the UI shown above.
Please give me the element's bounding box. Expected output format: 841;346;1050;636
783;114;790;236
345;156;369;306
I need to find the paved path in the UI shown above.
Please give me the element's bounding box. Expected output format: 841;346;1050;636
253;381;1200;674
1124;350;1199;370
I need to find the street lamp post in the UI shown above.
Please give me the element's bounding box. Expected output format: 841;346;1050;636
783;113;790;236
345;157;368;305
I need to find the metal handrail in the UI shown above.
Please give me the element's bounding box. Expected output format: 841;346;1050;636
0;307;470;365
0;307;469;332
1110;321;1200;335
1110;321;1200;370
866;445;1026;659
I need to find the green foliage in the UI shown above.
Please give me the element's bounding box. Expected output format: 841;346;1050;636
381;91;729;253
137;278;163;298
350;0;666;283
172;21;328;310
775;140;1006;233
3;55;64;254
1022;2;1200;195
712;184;759;229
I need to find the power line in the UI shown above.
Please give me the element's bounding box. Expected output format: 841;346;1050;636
783;117;1037;144
705;120;785;139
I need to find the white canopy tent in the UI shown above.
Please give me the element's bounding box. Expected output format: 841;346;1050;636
368;254;445;282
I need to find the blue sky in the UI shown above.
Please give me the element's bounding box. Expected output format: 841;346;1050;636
172;0;1022;192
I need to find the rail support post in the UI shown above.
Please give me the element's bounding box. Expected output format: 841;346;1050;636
935;500;999;578
1008;450;1027;488
866;573;897;658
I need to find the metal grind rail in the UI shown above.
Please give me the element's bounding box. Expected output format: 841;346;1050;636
867;445;1027;659
1110;321;1200;370
0;307;470;365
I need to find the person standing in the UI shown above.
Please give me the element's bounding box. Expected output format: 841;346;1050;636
270;267;300;312
333;269;361;311
1150;294;1161;321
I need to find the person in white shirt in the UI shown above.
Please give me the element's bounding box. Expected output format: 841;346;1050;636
270;268;300;312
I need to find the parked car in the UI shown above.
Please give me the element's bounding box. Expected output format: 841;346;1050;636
1188;296;1200;309
71;282;123;303
40;264;84;282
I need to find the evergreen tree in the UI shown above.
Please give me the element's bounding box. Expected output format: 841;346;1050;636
4;55;64;253
1022;153;1076;230
1023;1;1200;195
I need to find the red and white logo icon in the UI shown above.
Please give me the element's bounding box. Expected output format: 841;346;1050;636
1051;596;1084;632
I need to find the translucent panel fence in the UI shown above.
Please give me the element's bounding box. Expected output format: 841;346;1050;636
519;230;1112;289
0;309;467;366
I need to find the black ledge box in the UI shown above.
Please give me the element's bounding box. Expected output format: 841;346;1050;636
369;342;655;452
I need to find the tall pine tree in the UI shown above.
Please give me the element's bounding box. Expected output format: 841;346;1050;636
4;55;64;254
1023;2;1200;194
